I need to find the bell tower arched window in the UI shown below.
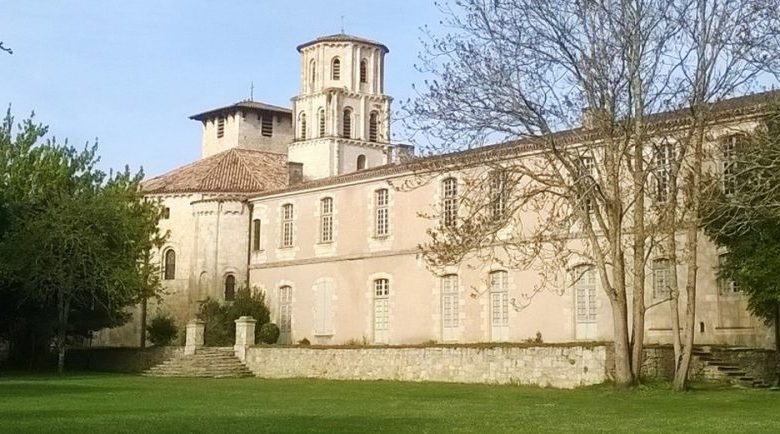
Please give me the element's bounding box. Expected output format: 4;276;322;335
369;112;378;142
360;59;368;83
309;59;316;90
318;108;326;137
298;113;307;140
342;108;352;138
331;57;341;80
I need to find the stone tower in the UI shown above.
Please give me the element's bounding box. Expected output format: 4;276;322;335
288;34;397;180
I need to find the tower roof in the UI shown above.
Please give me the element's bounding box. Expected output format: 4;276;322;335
189;100;292;122
296;33;389;53
142;148;289;195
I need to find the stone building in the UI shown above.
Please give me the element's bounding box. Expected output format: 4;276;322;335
94;33;776;350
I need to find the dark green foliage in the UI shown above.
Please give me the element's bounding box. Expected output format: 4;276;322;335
258;323;280;344
197;287;271;346
146;314;178;347
298;338;311;346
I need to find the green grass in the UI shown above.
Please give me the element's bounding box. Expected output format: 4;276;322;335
0;374;779;433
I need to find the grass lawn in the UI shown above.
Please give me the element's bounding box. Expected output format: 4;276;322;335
1;373;779;433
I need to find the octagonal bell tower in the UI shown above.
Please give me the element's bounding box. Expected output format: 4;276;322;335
288;34;396;180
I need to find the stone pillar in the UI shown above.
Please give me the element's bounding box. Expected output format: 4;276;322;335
184;319;205;355
234;316;257;362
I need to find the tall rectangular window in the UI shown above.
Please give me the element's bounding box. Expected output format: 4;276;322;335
217;117;225;138
575;266;597;323
375;189;389;237
281;204;294;247
373;278;390;343
654;143;674;204
652;258;672;299
441;275;459;329
252;219;261;251
718;254;740;295
278;286;293;336
260;114;273;137
722;135;743;196
320;197;333;243
442;178;458;227
489;170;507;220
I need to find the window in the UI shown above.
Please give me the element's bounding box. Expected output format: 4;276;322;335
309;59;316;89
279;285;293;335
442;178;458;227
375;189;389;236
260;114;273;137
281;204;294;247
489;271;509;328
162;207;170;220
577;155;595;213
441;274;459;329
217;117;225;138
163;249;176;280
320;197;334;243
318;108;325;137
357;154;366;170
718;254;740;295
299;113;307;140
722;135;744;196
314;280;335;336
652;258;672;299
654;143;674;204
489;170;507;220
342;108;352;138
252;219;261;251
574;266;597;323
373;278;390;343
360;59;368;83
224;274;236;301
368;112;379;142
331;57;341;80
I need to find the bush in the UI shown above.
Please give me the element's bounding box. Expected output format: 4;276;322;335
258;323;280;344
298;337;310;346
197;287;271;346
146;314;178;346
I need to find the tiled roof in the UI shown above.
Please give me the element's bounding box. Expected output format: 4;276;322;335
190;100;292;121
253;89;780;199
297;33;389;53
143;148;289;195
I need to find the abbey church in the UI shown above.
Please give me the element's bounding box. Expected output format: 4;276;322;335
95;33;776;349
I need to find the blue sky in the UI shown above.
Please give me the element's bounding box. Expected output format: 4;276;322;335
1;1;441;177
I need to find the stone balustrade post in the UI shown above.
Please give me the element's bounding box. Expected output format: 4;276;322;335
234;316;257;362
184;319;205;355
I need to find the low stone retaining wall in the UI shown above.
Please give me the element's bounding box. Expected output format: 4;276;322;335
243;344;610;389
67;346;183;373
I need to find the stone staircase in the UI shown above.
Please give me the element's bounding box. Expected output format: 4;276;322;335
144;347;254;378
692;347;774;389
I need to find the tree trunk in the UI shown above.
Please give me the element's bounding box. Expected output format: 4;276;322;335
610;294;634;387
774;302;779;354
56;289;70;374
140;297;147;349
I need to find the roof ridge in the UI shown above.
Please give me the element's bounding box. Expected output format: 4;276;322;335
232;148;269;189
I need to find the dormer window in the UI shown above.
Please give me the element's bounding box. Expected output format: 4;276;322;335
332;58;341;80
217;117;225;138
259;114;273;137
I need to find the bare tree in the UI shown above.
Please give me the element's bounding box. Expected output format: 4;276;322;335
0;41;12;55
404;0;780;389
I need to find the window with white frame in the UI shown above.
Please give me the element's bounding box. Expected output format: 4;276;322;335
722;135;744;196
442;177;458;227
718;253;740;295
574;266;597;323
320;197;334;243
652;258;672;299
441;274;459;329
278;285;293;334
489;270;509;328
375;189;389;236
373;278;390;335
489;170;507;220
281;204;294;247
654;143;674;204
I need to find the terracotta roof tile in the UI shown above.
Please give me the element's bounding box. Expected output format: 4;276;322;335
143;148;288;195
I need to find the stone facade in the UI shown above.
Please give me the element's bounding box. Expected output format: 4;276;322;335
243;344;609;389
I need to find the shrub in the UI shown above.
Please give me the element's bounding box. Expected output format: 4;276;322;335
298;337;310;346
146;314;178;346
258;323;280;344
196;287;271;346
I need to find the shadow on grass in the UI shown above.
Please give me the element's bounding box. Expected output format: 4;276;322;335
0;382;113;398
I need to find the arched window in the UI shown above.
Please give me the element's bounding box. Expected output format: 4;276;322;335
360;59;368;83
163;249;176;280
298;113;307;140
342;108;352;138
368;112;378;142
374;189;389;236
224;274;236;301
331;57;341;80
357;154;367;171
442;177;458;227
318;108;325;137
252;219;261;251
281;204;294;247
320;197;334;243
309;59;316;89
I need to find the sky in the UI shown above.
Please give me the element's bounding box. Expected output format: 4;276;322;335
1;1;442;177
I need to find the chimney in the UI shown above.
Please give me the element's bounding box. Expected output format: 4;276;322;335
287;162;303;186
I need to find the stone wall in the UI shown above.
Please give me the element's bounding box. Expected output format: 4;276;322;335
243;344;609;389
704;347;779;384
67;346;183;373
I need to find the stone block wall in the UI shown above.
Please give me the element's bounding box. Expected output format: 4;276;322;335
67;346;183;373
243;344;609;389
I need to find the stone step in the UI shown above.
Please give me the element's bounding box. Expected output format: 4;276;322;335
143;347;253;378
